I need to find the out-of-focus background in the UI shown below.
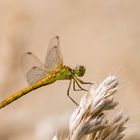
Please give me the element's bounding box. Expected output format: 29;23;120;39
0;0;140;139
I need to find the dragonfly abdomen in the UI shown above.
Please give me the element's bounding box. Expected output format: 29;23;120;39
0;67;72;109
0;86;33;109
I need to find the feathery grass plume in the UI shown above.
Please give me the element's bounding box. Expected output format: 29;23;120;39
52;135;58;140
52;75;129;140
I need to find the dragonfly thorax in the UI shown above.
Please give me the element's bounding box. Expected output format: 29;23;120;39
74;65;86;77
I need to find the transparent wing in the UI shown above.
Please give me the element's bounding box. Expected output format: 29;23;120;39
21;52;49;85
45;36;63;70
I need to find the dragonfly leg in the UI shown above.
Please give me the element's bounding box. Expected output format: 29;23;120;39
75;76;93;85
67;79;78;106
73;77;88;91
73;80;83;91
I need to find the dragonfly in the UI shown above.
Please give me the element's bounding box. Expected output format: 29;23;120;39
0;36;91;109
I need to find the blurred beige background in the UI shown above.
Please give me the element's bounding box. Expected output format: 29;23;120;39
0;0;140;139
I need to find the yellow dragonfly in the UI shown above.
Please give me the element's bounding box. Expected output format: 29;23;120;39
0;36;91;109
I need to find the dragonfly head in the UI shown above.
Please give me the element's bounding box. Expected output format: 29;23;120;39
74;65;86;77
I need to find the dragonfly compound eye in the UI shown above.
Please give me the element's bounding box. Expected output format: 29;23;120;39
75;65;86;77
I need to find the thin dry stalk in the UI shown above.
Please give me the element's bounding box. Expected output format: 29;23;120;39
52;75;129;140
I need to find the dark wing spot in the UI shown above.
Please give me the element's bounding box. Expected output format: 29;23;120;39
32;66;37;69
56;36;59;39
27;52;32;55
54;46;57;49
